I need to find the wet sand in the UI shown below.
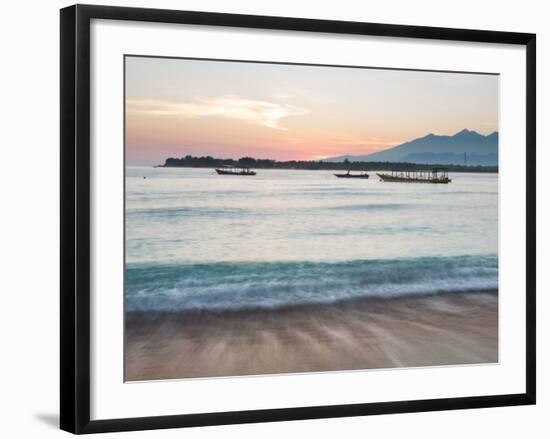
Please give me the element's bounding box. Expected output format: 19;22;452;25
125;291;498;381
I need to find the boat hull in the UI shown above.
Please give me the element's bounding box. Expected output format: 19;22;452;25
215;169;256;176
334;174;370;179
376;173;451;184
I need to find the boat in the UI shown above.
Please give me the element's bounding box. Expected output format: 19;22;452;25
215;165;256;176
376;168;451;184
334;170;370;179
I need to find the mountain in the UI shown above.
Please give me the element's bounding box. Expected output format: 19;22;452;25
326;129;498;165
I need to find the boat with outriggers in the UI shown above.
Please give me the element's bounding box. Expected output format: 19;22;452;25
334;170;370;179
377;168;451;184
215;165;256;176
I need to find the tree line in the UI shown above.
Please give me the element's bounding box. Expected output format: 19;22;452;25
160;155;498;173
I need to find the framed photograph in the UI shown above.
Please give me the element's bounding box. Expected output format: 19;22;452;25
60;4;536;434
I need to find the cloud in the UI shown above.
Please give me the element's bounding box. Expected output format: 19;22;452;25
127;95;308;130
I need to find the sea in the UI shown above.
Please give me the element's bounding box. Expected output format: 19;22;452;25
125;167;498;312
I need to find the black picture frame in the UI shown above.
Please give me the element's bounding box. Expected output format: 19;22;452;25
60;4;536;434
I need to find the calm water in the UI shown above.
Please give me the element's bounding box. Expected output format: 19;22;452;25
125;167;498;311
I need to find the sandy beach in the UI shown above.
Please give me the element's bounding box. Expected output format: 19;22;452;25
125;290;498;381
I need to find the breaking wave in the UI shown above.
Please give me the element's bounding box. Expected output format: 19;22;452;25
125;254;498;312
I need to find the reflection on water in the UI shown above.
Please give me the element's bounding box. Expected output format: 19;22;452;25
126;167;497;264
125;167;498;312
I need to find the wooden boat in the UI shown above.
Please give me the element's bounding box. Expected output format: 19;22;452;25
377;168;451;184
215;166;256;176
334;170;370;179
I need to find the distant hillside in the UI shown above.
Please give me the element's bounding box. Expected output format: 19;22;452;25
327;129;498;165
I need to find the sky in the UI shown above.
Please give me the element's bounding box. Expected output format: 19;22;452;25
125;56;498;165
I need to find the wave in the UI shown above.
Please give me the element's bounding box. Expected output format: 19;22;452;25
125;254;498;312
327;203;409;211
126;205;409;222
128;206;248;219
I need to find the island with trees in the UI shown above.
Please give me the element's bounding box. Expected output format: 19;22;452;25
158;155;498;173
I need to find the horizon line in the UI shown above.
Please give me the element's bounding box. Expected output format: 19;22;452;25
127;127;499;165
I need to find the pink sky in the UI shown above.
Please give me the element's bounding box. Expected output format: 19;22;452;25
125;56;498;165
